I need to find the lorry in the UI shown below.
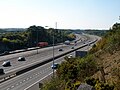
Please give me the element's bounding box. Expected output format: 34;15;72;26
38;42;48;47
75;51;87;58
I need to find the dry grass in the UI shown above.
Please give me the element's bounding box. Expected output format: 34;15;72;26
93;50;120;90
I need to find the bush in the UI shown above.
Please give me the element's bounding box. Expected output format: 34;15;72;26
85;77;97;86
41;77;65;90
95;81;114;90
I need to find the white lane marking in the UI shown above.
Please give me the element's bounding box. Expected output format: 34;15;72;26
6;88;10;90
6;69;49;89
5;61;54;90
26;78;29;80
16;83;19;86
24;72;53;90
11;85;14;88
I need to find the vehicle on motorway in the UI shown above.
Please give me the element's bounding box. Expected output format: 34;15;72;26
64;40;70;45
58;48;63;51
68;55;73;58
71;46;74;49
1;51;10;55
18;57;26;61
38;42;48;47
51;63;59;69
74;40;77;43
2;61;11;67
0;68;4;75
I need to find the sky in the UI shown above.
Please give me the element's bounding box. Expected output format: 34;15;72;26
0;0;120;29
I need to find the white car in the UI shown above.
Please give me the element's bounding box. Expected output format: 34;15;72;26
18;57;26;61
2;61;11;67
68;55;73;58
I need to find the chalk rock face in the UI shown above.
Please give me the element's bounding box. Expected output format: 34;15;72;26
77;83;95;90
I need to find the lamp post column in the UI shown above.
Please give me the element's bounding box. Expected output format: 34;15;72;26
52;22;57;77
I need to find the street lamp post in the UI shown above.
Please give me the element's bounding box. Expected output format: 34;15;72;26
52;22;57;77
45;22;57;77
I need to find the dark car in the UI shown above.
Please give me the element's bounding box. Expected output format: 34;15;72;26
18;57;26;61
51;63;59;69
2;61;11;67
0;68;4;75
3;51;10;55
58;48;63;51
71;46;74;49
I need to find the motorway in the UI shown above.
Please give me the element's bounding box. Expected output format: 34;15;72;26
0;34;86;73
0;41;95;90
0;34;99;90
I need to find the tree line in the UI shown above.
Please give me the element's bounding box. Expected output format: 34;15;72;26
0;25;76;52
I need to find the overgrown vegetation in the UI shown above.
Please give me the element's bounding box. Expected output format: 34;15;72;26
85;77;114;90
41;55;98;90
41;23;120;90
90;23;120;54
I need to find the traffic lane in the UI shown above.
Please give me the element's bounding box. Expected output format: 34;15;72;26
0;34;84;62
0;35;85;66
1;34;90;72
0;52;75;90
0;41;94;90
0;44;68;65
0;35;93;73
0;44;67;61
0;53;66;90
0;42;78;73
0;44;68;72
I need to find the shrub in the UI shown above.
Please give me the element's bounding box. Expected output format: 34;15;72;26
85;77;97;86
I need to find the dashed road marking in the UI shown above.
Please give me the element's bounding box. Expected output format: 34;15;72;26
26;78;29;80
6;88;10;90
16;83;19;86
11;85;14;88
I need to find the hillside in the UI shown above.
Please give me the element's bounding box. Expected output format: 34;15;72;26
90;23;120;90
93;50;120;90
41;23;120;90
